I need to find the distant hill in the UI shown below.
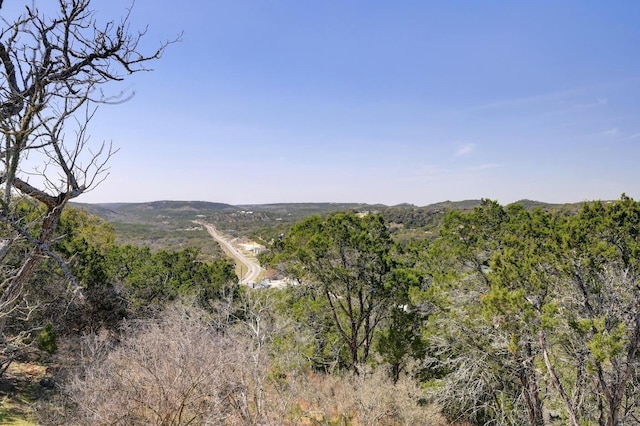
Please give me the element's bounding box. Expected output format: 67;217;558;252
237;202;388;221
69;198;591;252
72;200;238;223
509;199;563;209
69;201;241;258
422;199;484;211
72;198;588;230
73;200;394;228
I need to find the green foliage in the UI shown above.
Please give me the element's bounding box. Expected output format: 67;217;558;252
424;196;640;425
269;212;417;373
37;323;58;354
112;245;237;311
280;285;346;371
10;197;640;424
11;206;241;331
587;318;626;365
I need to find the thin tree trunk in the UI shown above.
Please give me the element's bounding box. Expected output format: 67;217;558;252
539;332;580;426
521;341;545;426
0;204;64;331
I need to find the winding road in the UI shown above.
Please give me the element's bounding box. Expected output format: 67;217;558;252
197;222;264;286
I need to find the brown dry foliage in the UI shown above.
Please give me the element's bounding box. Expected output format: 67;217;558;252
54;304;445;425
64;307;239;425
290;367;447;425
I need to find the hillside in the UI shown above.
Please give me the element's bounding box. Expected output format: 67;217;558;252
71;198;582;251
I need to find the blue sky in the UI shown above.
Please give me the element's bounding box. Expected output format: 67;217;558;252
9;1;640;206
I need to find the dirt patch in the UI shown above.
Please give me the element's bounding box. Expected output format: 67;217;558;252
0;360;49;425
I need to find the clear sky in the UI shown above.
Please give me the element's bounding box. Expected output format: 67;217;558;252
9;1;640;206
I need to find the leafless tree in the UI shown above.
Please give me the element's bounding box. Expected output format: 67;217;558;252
0;0;176;364
61;301;282;425
60;301;443;426
281;362;442;426
65;306;236;425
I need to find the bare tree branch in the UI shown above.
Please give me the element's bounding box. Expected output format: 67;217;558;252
0;0;176;367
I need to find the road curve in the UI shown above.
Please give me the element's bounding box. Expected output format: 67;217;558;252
197;222;263;286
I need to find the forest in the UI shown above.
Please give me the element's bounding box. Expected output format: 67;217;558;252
0;195;638;425
1;1;638;424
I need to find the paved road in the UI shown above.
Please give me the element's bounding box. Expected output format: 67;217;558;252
197;222;263;286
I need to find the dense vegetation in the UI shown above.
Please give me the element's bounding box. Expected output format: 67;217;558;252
1;2;637;425
258;195;640;425
3;194;639;425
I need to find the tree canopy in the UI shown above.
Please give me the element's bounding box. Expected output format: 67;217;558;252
271;212;416;373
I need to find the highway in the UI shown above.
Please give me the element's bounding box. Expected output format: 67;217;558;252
197;222;264;286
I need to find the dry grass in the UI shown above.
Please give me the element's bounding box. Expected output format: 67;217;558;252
51;304;450;425
289;369;448;426
0;361;50;426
